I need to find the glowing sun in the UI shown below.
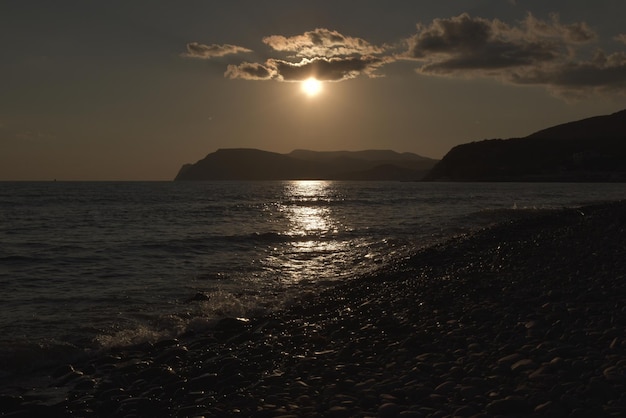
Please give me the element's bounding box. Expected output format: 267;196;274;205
301;77;322;96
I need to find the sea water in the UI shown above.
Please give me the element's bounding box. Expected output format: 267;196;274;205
1;181;625;375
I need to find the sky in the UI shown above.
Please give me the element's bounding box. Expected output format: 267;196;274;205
2;1;626;180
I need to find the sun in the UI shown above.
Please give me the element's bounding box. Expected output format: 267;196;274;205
301;77;322;96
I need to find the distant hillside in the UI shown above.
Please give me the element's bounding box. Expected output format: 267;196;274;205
424;109;626;182
175;149;438;181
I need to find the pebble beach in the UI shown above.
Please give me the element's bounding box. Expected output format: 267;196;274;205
1;200;625;417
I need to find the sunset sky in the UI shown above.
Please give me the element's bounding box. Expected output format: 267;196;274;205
2;1;626;180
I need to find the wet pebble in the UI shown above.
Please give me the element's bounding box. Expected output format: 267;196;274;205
486;396;530;415
378;402;401;418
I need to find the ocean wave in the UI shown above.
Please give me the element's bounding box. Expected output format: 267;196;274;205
0;287;280;378
0;254;48;265
135;230;371;254
0;339;89;377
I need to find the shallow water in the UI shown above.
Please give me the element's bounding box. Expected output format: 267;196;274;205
1;181;625;373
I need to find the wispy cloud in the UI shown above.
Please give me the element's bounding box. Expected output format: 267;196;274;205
0;129;57;145
225;62;274;80
185;13;626;98
615;34;626;45
0;118;58;144
182;42;252;59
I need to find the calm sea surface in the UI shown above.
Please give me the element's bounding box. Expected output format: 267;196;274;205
1;181;625;374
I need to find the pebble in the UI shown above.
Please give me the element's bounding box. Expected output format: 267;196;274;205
603;366;624;382
510;358;536;372
378;402;401;418
534;400;568;417
486;396;530;415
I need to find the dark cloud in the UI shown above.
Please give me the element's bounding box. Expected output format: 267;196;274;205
182;42;252;59
263;28;384;57
225;56;388;82
405;13;579;72
403;13;626;97
416;38;559;74
510;50;626;97
225;62;274;80
271;56;387;81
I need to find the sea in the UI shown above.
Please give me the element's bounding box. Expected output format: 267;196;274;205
1;181;626;378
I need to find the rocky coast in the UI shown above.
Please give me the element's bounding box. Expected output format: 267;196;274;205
1;201;625;417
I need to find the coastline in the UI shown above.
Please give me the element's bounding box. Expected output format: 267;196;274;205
2;201;625;417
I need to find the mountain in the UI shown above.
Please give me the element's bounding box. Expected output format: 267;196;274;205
288;149;430;162
175;149;438;181
423;109;626;182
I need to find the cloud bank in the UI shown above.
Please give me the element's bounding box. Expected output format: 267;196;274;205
185;13;626;98
220;28;390;82
404;13;626;97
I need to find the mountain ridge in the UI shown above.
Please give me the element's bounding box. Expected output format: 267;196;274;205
175;149;438;181
423;109;626;182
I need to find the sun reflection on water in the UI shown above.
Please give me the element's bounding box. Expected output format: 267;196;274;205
284;180;336;236
273;180;349;284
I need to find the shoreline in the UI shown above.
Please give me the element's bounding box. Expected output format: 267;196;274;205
2;201;625;416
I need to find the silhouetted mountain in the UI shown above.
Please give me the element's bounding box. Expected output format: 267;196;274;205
175;149;438;181
289;149;431;162
424;109;626;182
